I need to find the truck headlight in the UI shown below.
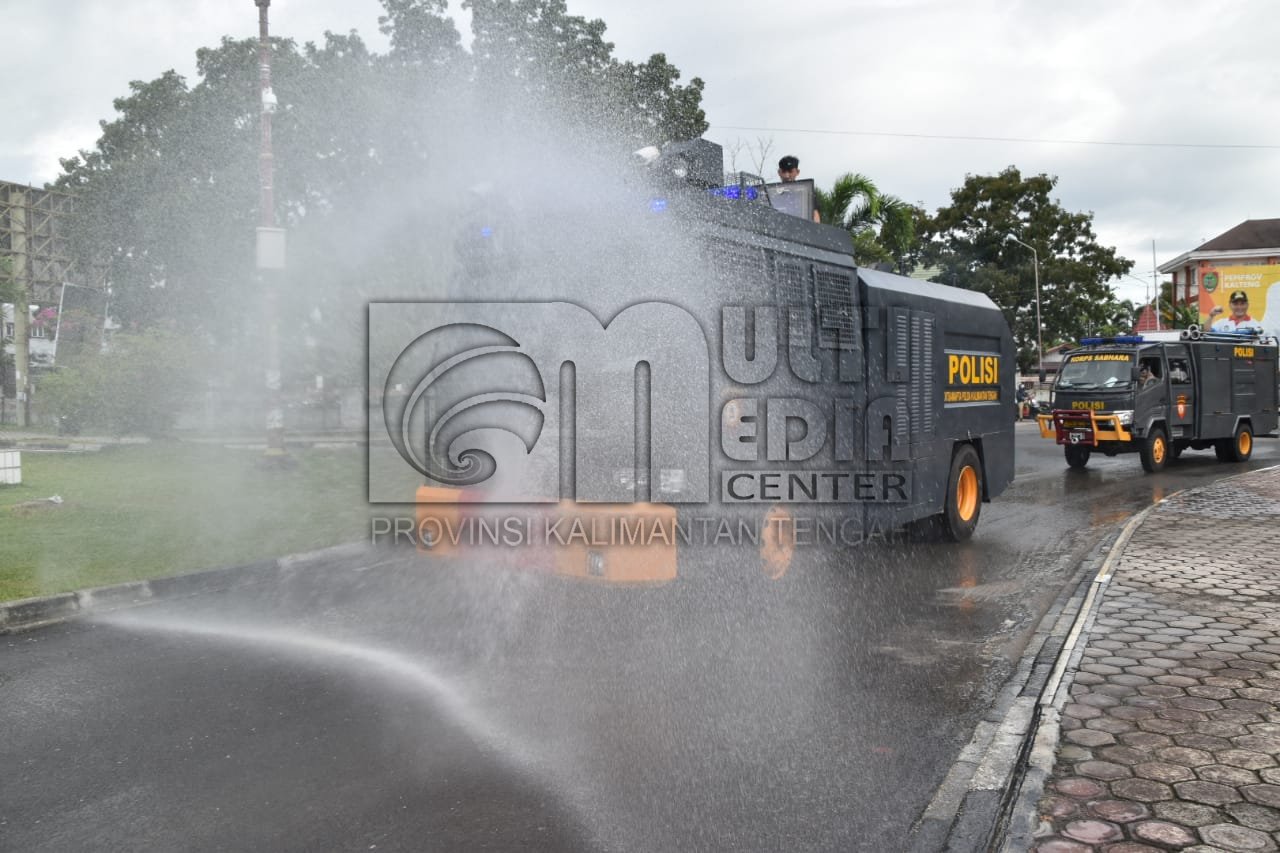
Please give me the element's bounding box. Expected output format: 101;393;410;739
659;468;687;495
1114;410;1134;425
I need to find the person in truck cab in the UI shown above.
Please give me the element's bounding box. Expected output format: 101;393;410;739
1138;363;1158;388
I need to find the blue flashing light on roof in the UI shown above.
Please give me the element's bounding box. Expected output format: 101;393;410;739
479;226;493;238
1080;335;1144;346
708;184;760;201
649;198;669;213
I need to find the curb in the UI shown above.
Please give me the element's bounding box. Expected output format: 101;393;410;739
913;500;1165;853
908;535;1115;851
990;500;1164;852
0;540;377;635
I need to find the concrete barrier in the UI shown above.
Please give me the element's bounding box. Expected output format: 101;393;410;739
0;450;20;484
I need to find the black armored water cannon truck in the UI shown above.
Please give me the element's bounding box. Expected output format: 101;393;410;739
408;138;1017;583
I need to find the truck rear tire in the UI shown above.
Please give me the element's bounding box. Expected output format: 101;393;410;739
941;444;983;541
1064;445;1091;469
1226;423;1254;462
1140;426;1169;473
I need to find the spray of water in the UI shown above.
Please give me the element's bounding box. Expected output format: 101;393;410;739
93;607;608;847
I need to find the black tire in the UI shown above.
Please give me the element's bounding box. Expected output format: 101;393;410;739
1226;423;1254;463
941;444;983;541
1064;445;1091;469
1214;440;1232;462
1169;443;1183;460
1139;425;1169;473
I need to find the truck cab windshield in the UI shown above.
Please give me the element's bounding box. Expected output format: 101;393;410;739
1056;356;1134;390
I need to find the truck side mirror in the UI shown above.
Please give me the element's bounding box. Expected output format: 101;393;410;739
1131;366;1141;382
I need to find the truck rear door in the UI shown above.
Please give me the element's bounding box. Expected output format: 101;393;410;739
1194;344;1234;439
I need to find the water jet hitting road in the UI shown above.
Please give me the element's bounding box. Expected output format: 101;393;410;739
5;430;1280;850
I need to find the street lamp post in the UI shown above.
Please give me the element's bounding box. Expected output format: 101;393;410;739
1007;235;1044;382
254;0;288;463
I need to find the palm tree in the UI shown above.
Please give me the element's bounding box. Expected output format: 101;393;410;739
871;195;918;272
814;173;917;271
1161;300;1199;330
814;172;881;233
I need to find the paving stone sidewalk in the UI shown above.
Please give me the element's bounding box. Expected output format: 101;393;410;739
1031;468;1280;852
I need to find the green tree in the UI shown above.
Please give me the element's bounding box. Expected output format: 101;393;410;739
1153;281;1199;330
923;167;1133;371
54;22;468;403
814;172;880;234
55;0;707;347
465;0;706;150
1088;299;1138;337
814;173;922;272
36;331;202;437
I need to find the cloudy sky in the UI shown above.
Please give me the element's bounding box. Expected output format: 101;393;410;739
3;0;1277;304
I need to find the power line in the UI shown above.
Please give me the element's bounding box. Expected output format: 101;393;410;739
710;125;1280;151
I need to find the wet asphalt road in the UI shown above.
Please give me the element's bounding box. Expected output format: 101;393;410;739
4;426;1279;853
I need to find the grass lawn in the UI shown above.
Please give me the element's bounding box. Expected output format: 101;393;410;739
0;443;399;602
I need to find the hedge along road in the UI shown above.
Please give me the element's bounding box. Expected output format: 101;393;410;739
3;427;1277;853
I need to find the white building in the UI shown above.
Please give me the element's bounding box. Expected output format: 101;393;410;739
1;302;57;366
1158;219;1280;336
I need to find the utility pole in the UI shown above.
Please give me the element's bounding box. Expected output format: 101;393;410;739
255;0;288;463
1008;234;1044;382
1152;240;1160;331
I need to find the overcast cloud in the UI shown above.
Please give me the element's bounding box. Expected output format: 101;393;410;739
3;0;1277;303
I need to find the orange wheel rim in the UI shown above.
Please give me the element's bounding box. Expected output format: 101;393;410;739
1153;437;1166;464
957;466;979;521
1240;432;1252;455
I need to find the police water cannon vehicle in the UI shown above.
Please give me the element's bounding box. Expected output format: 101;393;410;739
408;138;1017;584
1037;328;1279;472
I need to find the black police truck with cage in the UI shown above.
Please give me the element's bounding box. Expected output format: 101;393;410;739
1039;330;1279;472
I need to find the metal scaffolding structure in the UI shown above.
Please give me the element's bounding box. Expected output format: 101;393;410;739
0;181;106;303
1;180;108;424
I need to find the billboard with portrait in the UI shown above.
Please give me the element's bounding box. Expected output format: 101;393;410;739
1197;265;1280;338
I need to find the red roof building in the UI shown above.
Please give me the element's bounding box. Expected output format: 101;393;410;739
1133;304;1159;333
